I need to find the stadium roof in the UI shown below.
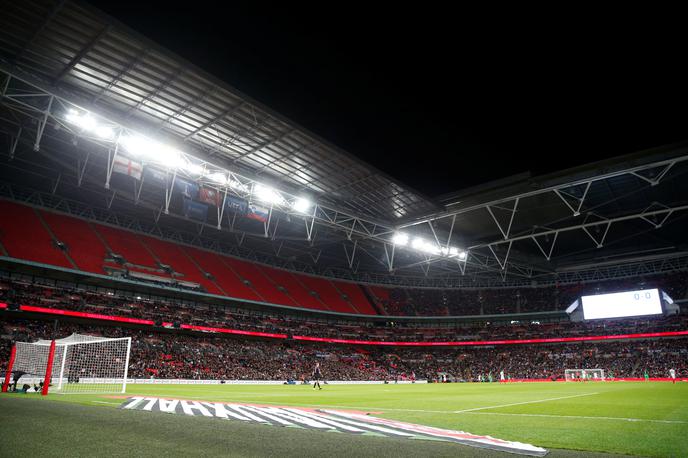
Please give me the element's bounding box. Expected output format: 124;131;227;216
1;0;687;288
0;0;440;223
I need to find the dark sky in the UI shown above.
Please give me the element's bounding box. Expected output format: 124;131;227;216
88;1;687;197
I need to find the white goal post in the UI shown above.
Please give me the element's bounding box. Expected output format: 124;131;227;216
564;368;605;381
2;333;131;395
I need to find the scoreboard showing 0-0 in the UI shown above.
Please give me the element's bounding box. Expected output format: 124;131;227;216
581;288;663;320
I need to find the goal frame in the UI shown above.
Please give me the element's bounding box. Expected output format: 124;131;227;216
3;334;131;395
564;368;605;381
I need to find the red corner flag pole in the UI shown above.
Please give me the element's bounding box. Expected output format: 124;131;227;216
42;340;56;396
1;344;17;392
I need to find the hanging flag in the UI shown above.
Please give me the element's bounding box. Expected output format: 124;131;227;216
174;178;199;199
198;187;221;207
246;204;269;223
113;156;143;180
225;194;248;214
183;199;208;222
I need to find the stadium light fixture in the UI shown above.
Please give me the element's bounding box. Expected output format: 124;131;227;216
254;184;286;206
64;109;115;140
208;172;228;185
292;197;312;214
182;161;203;176
119;135;184;168
412;237;440;255
396;233;464;258
392;232;409;246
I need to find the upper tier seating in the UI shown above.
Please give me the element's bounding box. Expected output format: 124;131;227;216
39;211;108;274
0;201;72;269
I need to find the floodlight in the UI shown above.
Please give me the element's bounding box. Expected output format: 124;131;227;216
94;126;115;140
292;197;312;214
65;110;96;130
208;172;228;185
120;135;183;166
64;110;114;139
254;184;286;205
458;251;467;260
182;161;203;175
412;237;440;255
392;232;409;246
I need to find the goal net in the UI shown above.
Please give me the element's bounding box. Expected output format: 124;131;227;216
2;333;131;394
564;368;605;381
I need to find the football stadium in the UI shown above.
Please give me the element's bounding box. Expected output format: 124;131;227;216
1;2;687;458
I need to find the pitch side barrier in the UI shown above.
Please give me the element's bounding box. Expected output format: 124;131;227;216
502;378;686;383
54;378;683;384
3;302;688;347
122;379;427;385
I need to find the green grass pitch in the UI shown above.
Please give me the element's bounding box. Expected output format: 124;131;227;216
1;381;686;457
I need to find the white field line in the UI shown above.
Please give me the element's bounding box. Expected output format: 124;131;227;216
453;392;600;413
91;400;122;405
461;411;687;424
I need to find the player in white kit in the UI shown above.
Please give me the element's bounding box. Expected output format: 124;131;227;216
669;368;676;384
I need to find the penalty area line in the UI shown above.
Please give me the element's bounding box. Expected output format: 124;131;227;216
461;411;687;424
453;392;600;413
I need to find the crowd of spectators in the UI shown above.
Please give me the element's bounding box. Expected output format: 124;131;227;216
372;272;687;316
1;318;685;382
1;277;686;343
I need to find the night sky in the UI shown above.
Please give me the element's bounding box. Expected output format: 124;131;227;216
88;1;687;197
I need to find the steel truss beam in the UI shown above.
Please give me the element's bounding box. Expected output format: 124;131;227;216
398;152;688;229
2;62;688;284
1;179;688;290
472;204;688;253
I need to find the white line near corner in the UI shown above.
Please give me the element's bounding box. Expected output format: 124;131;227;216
462;411;687;424
453;392;600;413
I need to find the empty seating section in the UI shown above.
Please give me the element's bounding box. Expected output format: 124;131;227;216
332;280;377;315
298;275;354;313
367;285;393;312
257;265;324;310
1;201;385;315
137;235;222;295
40;211;108;274
183;247;262;302
220;257;297;307
368;285;390;303
0;201;71;268
93;224;158;267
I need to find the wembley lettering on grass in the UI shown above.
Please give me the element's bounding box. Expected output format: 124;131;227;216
120;397;548;456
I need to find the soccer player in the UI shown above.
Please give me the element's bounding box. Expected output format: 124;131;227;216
312;362;323;390
500;370;505;383
644;369;649;382
669;368;676;384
